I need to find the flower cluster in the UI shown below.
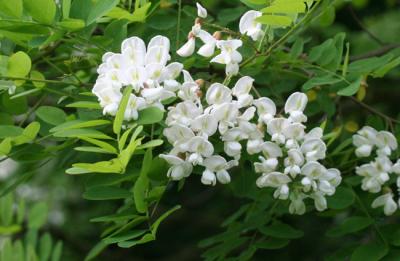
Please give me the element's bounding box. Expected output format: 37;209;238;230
253;93;341;215
353;126;400;215
159;71;341;214
176;4;263;76
92;35;184;120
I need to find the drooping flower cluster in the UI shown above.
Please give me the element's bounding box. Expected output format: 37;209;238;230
176;3;246;76
253;93;341;215
159;71;341;214
353;126;400;215
93;35;184;120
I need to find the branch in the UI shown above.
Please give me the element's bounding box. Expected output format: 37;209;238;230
350;43;400;61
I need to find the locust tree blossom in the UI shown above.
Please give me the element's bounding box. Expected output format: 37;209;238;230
353;126;400;215
239;10;264;41
254;92;341;215
93;35;185;120
196;2;207;18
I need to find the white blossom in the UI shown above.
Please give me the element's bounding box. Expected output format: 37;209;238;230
196;2;207;18
239;10;263;41
372;193;398;216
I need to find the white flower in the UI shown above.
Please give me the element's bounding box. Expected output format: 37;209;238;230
159;154;193;180
353;126;378;157
304;127;323;141
253;97;276;124
301;161;327;192
267;118;290;144
166;101;202;126
372;193;398;216
163;124;194;148
213;102;239;134
312;191;327;211
232;76;254;108
212;39;243;64
96;87;122;116
319;168;342;195
196;2;207;18
191;114;219;137
124;94;146;121
201;169;217;186
239;10;263;41
197;30;217;57
284;149;304;178
222;128;246;158
205;83;232;105
356;163;389;193
178;82;200;102
284;92;308;123
177;37;196;57
256;172;291;188
301;138;327;161
289;192;306;215
201;155;238;185
376;131;398;156
186;136;214;165
392;159;400;174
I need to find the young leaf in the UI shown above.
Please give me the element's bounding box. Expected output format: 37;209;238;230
113;86;132;136
256;15;293;27
136;107;164;125
326;217;373;237
36;106;67;125
23;0;56;24
133;149;152;213
337;76;362;96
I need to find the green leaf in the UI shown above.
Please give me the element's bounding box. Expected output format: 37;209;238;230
0;0;23;18
23;0;56;24
36;106;67;125
70;0;119;25
58;18;85;31
337;76;362;96
62;0;71;19
83;186;131;200
290;38;304;59
254;237;290;250
373;56;400;78
117;233;155;248
50;120;110;133
30;70;46;89
66;101;101;109
53;128;112;140
256;14;293;27
326;217;373;238
342;42;350;76
137;139;163;150
327;187;355;210
84;241;107;261
77;136;117;154
260;221;304;239
113;86;132;135
7;51;31;85
13;121;41;145
133;149;152;213
103;229;147;244
0;138;12;156
51;241;63;261
348;53;393;74
136;107;164;125
0;125;23;138
351;242;388;261
0;238;12;261
0;193;13;226
72;159;124;174
261;3;306;13
302;75;341;91
151;205;181;236
39;233;52;261
28;202;48;229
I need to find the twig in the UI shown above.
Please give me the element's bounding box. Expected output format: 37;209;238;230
350;43;400;61
348;6;385;46
347;96;400;125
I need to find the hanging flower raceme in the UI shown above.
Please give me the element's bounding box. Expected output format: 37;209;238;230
93;35;185;120
353;126;400;216
176;2;243;76
253;92;341;215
